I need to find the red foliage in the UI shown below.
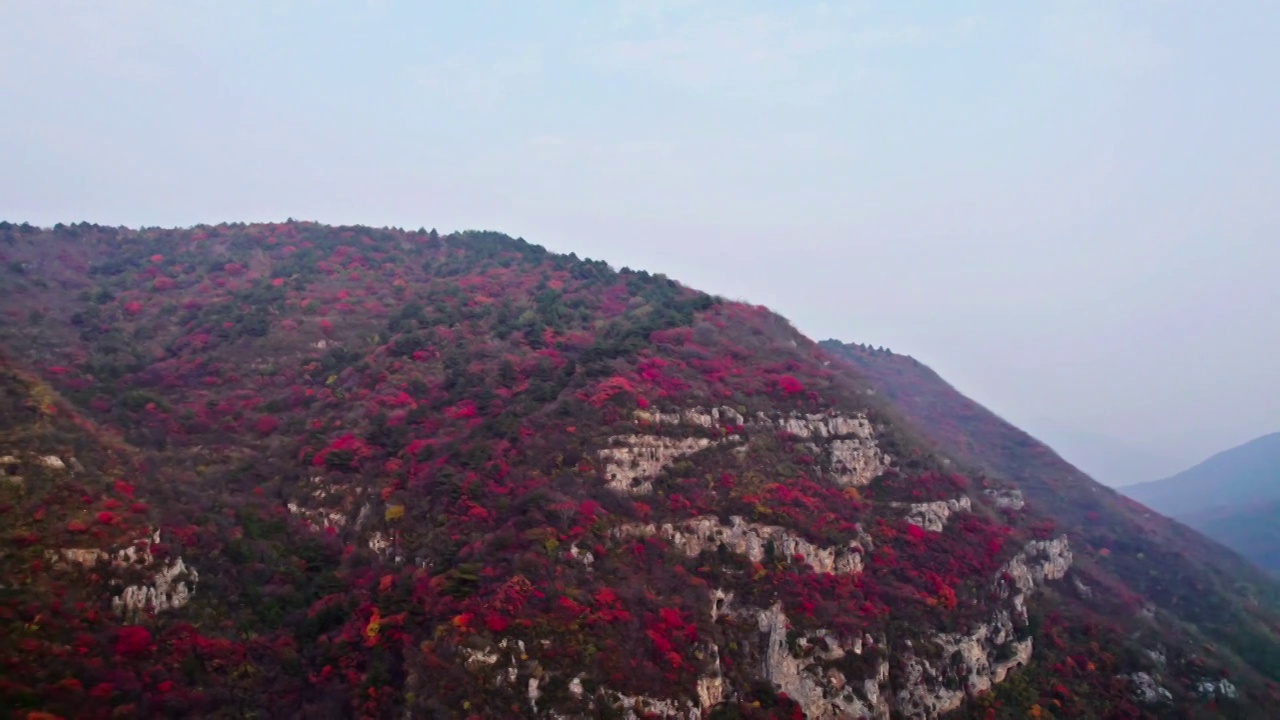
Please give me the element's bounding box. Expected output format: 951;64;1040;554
1;222;1263;718
775;374;806;395
115;626;152;658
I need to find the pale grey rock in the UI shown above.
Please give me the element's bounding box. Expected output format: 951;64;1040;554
933;612;1034;696
37;455;66;470
0;455;19;484
287;501;348;529
599;434;735;495
634;406;744;429
616;515;864;575
462;646;501;670
696;643;726;709
604;692;699;719
1072;574;1093;599
983;487;1025;510
829;437;890;487
624;408;890;490
368;531;391;555
895;653;967;719
763;411;878;440
1197;678;1238;700
746;535;1073;719
893;537;1072;718
1128;672;1174;704
709;588;734;621
48;547;108;567
112;555;198;621
757;602;888;720
567;543;595;569
997;535;1073;624
528;677;541;713
354;502;372;529
898;497;972;532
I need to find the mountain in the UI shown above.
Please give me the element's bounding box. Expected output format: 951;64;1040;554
1017;419;1179;488
1122;433;1280;572
821;342;1280;711
1123;433;1280;518
1;221;1279;719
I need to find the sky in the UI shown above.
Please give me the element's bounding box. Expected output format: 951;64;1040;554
2;0;1278;477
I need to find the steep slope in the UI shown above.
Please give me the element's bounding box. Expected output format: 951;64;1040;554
0;221;1276;719
823;342;1280;711
0;362;263;717
1122;433;1280;572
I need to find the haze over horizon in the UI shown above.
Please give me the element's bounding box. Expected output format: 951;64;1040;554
3;0;1277;468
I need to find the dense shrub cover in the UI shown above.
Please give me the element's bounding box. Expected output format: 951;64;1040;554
0;221;1276;718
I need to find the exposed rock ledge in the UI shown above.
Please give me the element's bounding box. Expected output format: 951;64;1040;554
895;535;1074;718
762;411;877;440
95;531;201;622
758;601;890;719
113;556;198;621
634;406;884;444
46;531;200;622
614;408;891;491
751;535;1072;720
462;637;702;718
828;437;890;487
897;497;972;532
599;434;738;495
984;486;1025;511
616;515;865;575
635;406;745;429
466;536;1069;719
998;535;1073;624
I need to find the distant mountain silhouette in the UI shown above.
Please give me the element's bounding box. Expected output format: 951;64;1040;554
1124;432;1280;571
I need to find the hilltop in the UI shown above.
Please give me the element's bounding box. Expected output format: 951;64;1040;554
1;220;1278;718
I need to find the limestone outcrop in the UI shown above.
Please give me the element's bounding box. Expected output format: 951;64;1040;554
898;497;972;532
616;515;865;575
600;435;733;494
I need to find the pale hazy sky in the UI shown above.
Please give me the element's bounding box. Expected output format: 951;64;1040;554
2;1;1277;470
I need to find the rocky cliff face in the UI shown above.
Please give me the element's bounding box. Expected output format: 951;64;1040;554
601;435;734;495
444;398;1074;718
898;497;972;532
598;407;891;497
452;529;1072;719
615;515;867;575
48;528;200;622
729;535;1069;720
